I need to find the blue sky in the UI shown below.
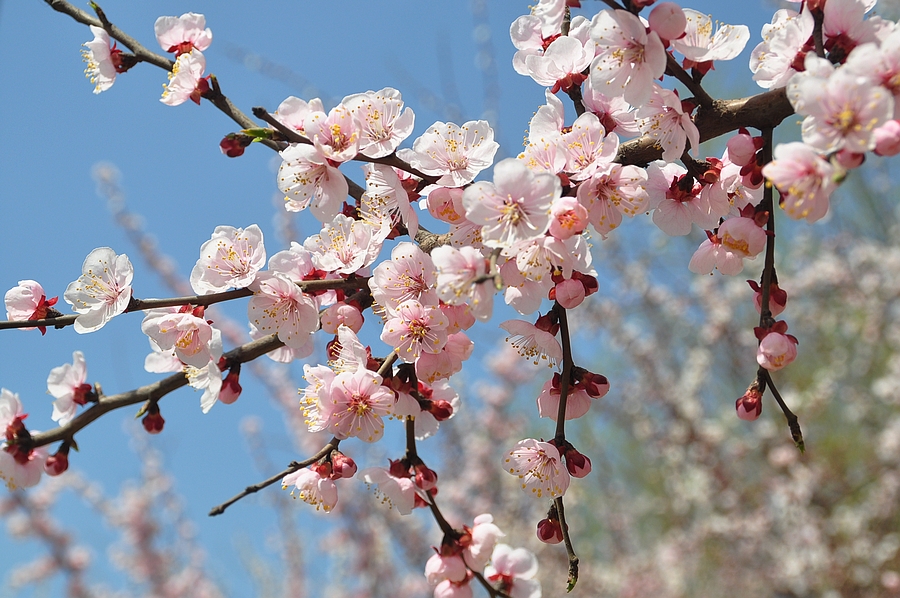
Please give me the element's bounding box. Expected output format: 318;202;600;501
0;1;784;595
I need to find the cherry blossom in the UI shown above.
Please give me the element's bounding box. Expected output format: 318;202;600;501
277;143;349;220
303;214;381;275
523;35;593;93
432;245;493;321
360;466;418;514
247;273;319;350
325;369;395;442
154;12;212;55
249;321;314;364
282;467;338;513
671;9;749;66
465;513;506;570
360;163;419;241
0;389;47;490
581;77;641;137
499;319;562;367
561;112;619;181
426;554;468;586
589;9;667;106
504;438;570;499
576;164;649;237
425;187;467;224
186;359;224;415
635;85;700;163
756;322;799;371
82;25;122;94
463;158;559;249
4;280;59;334
160;50;208;106
304;104;362;163
342;87;415;158
190;224;266;294
762;142;837;223
64;247;133;334
320;303;364;334
273;96;325;135
381;300;449;363
47;351;94;426
404;120;499;187
141;306;215;368
689;232;746;276
484;544;542;598
370;242;437;317
749;8;815;89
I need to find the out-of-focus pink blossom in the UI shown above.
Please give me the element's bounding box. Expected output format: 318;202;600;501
484;543;542;598
874;120;900;156
360;466;418;514
0;389;47;490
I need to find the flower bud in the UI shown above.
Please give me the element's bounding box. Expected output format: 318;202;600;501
874;120;900;156
219;365;242;405
44;447;70;476
563;447;592;478
736;385;763;421
331;452;357;479
726;131;759;166
649;2;686;42
536;517;564;544
142;404;165;434
428;399;454;421
553;278;586;309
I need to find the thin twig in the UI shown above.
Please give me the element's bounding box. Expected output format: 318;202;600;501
208;438;339;516
665;53;713;108
554;495;580;592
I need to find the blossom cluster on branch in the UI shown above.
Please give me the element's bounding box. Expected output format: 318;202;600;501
5;0;900;594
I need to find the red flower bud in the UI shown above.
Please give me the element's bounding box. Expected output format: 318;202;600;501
537;517;564;544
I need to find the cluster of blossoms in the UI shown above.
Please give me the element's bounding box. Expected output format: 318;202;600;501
13;0;900;593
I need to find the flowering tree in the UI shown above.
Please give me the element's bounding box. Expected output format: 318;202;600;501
5;0;900;595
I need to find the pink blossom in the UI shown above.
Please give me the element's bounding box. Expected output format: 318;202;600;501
325;369;395;442
504;438;570;499
671;9;749;64
523;35;593;92
465;513;506;570
845;33;900;118
548;196;588;240
303;214;381;275
160;50;208;106
342;87;415;158
749;280;788;317
248;272;319;350
727;131;762;167
250;321;314;364
561;111;619;181
688;233;746;276
415;333;474;385
405;120;499;187
321;302;364;334
581;78;641;137
370;242;437;317
64;247;133;334
273;96;324;135
589;9;667;106
576;164;649;237
360;163;419;240
282;467;338;512
305;104;362;163
154;12;212;55
278;143;349;221
537;376;591;420
432;245;493;321
0;389;48;490
182;330;225;414
47;351;94;426
873;120;900;155
749;8;815;89
501;259;553;316
426;554;468;585
300;364;335;433
762;142;837;223
646;162;714;235
463;158;560;249
4;280;59;334
82;25;122;94
360;466;418;514
190;224;266;294
499;319;562;367
141;306;215;368
434;579;473;598
736;385;763;421
484;544;542;598
635;85;700;162
790;54;893;153
426;187;467;224
757;329;799;371
718;216;767;259
381;300;449;363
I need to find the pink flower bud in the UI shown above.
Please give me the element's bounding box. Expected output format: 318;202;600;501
142;404;165;434
748;280;788;317
549;196;589;240
874;120;900;156
426;187;466;224
726;131;759;167
44;448;69;476
429;399;454;421
649;2;686;41
536;517;564;544
736;386;763;421
580;371;610;398
554;278;586;309
219;366;242;405
330;452;357;479
563;448;592;478
414;463;439;491
321;302;365;334
833;149;865;170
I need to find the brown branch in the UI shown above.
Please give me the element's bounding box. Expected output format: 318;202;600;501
665;53;713;108
554;495;579;592
0;278;369;332
208;438;339;516
26;333;286;449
